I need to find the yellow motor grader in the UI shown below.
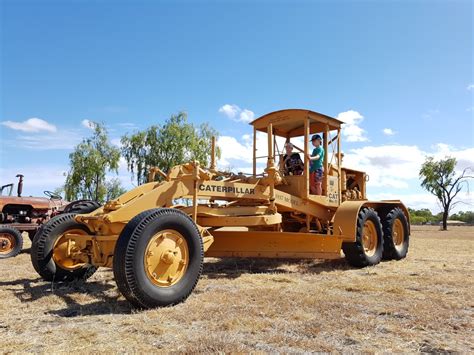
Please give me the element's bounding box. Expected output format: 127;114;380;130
31;109;409;309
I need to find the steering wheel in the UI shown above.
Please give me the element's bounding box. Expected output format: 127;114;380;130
44;190;61;199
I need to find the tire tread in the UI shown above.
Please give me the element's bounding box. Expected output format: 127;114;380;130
342;207;383;267
31;213;97;281
113;208;203;309
0;226;23;259
382;207;410;260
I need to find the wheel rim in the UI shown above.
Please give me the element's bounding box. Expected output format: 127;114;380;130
144;229;189;287
52;229;87;270
0;233;15;255
362;220;378;257
393;218;405;251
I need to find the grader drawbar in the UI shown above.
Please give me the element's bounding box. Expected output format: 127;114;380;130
31;109;410;309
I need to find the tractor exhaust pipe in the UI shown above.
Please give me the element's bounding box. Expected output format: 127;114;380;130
16;174;24;197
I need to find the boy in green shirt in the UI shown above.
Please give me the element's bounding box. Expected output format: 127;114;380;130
307;134;324;195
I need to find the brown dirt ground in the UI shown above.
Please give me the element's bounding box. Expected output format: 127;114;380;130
0;225;473;353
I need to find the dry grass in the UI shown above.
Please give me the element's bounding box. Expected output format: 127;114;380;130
1;226;473;353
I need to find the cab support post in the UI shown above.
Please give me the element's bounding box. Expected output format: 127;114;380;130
253;126;257;177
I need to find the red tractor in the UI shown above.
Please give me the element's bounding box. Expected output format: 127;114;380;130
0;174;99;259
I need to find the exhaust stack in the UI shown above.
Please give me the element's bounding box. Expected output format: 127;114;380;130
16;174;24;197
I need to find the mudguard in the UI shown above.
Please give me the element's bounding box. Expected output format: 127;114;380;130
333;200;410;242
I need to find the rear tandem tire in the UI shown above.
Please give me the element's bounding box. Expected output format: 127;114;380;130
0;226;23;259
113;208;204;309
31;213;97;282
382;207;409;260
342;207;383;267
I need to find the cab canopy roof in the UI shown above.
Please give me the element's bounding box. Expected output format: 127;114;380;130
250;109;343;138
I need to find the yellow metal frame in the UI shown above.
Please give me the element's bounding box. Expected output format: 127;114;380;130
53;108;409;270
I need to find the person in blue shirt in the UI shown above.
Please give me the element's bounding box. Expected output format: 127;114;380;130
307;134;324;195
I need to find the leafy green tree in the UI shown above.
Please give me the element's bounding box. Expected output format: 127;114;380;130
121;112;220;185
450;211;474;224
104;178;127;201
408;208;431;224
65;122;121;203
419;157;473;230
410;215;427;225
407;208;441;225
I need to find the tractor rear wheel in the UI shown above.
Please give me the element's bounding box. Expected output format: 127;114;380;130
0;226;23;259
382;207;409;260
63;200;101;214
28;230;38;242
113;208;204;309
342;207;383;267
31;213;97;281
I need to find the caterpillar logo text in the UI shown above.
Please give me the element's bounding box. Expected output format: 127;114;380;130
199;184;255;195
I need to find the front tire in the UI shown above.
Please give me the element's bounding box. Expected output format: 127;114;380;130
0;226;23;259
382;207;409;260
31;213;97;281
113;208;204;309
342;207;383;267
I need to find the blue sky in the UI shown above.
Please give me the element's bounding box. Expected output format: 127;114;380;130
1;0;473;212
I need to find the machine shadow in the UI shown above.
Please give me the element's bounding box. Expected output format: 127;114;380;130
0;277;132;317
202;257;350;279
20;247;31;255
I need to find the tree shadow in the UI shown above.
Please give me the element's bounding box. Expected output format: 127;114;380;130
202;257;350;279
0;277;132;317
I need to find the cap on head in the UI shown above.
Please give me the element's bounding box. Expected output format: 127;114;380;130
311;134;322;141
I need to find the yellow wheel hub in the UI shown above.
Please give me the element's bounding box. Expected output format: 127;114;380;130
144;229;189;287
0;233;15;255
362;220;378;257
52;229;87;270
393;219;405;251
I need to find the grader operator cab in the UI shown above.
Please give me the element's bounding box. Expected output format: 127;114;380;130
31;109;410;309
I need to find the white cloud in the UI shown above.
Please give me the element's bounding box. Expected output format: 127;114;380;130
217;135;253;166
344;145;425;189
337;110;363;125
242;134;251;142
239;109;255;123
13;131;83;150
0;166;67;194
218;104;255;123
343;143;474;190
337;110;368;142
81;119;95;130
218;104;240;119
217;132;306;172
370;191;473;214
1;117;57;133
371;192;439;210
467;84;474;90
431;143;474;172
0;160;135;199
382;128;396;136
